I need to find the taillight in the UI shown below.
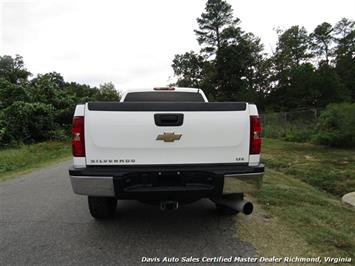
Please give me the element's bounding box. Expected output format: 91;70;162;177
72;116;85;157
250;115;261;154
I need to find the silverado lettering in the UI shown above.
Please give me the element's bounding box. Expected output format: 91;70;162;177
90;159;136;164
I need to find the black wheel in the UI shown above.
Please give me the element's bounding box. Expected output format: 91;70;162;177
88;196;117;219
215;203;239;215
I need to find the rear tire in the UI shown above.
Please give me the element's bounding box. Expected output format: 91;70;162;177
215;203;239;215
88;196;117;219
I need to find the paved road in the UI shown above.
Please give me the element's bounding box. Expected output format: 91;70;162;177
0;161;257;265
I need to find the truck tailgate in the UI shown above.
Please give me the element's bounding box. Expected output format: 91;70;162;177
84;102;250;165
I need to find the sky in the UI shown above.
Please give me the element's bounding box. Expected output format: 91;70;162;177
1;0;354;92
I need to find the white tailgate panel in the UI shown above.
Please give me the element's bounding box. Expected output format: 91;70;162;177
85;107;250;165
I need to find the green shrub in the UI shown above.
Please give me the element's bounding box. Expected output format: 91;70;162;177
261;112;315;142
0;111;6;144
1;101;56;145
0;78;30;109
312;103;355;148
49;129;70;141
284;129;313;142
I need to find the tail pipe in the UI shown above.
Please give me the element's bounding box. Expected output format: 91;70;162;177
214;198;254;215
234;200;253;215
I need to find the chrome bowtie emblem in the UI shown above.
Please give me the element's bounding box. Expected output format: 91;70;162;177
156;132;182;142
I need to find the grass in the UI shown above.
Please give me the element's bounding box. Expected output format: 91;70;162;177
0;141;71;181
257;170;354;258
261;138;355;196
233;138;355;261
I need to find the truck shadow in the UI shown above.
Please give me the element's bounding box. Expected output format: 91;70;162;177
82;199;258;265
106;199;229;236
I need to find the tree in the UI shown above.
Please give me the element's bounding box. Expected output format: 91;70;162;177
172;0;266;102
96;82;120;101
0;54;124;146
268;63;317;110
0;78;29;109
1;101;56;144
274;26;312;69
269;26;313;110
249;57;273;111
333;18;354;41
194;0;239;56
315;64;349;107
29;72;65;104
310;22;334;65
214;32;264;101
0;55;31;84
333;18;355;101
64;82;99;100
336;55;355;101
172;51;206;88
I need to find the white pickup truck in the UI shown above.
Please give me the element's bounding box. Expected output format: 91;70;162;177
69;87;264;219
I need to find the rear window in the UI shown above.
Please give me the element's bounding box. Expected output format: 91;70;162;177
123;91;205;102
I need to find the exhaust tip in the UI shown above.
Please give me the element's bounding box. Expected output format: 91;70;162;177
242;201;253;215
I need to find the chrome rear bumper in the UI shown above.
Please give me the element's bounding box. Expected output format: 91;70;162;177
223;172;263;193
70;172;263;197
70;175;115;196
69;163;264;197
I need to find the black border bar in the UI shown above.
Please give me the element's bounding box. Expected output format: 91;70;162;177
87;102;247;112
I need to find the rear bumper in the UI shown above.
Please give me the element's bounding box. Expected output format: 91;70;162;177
69;163;264;199
70;176;115;197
